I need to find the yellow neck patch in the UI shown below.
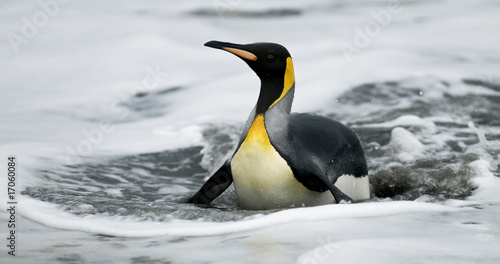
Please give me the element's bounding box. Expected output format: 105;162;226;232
244;114;271;146
269;57;295;109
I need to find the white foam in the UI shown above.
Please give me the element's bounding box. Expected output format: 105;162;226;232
468;160;500;203
385;127;425;162
16;196;461;238
297;236;500;264
364;115;437;133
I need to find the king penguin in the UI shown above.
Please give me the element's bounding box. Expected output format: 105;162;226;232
187;41;370;210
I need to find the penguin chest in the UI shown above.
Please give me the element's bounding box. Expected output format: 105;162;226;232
230;115;333;210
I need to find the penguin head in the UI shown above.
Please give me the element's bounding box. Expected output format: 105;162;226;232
205;41;295;114
204;41;291;81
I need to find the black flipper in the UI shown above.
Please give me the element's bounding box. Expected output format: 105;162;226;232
328;184;354;204
186;161;233;204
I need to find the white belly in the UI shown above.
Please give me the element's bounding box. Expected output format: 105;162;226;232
335;174;370;202
231;141;334;210
231;149;369;209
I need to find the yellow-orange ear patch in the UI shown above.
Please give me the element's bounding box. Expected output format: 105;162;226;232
269;57;295;109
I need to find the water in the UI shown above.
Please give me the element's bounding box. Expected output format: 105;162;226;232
1;0;500;263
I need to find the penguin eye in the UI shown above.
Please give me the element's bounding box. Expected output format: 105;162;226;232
266;54;276;62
